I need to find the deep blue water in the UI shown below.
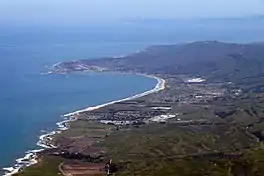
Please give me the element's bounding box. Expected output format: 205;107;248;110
0;35;156;171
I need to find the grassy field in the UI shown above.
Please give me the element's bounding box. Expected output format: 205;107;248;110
54;120;114;139
112;148;264;176
97;122;259;175
14;156;64;176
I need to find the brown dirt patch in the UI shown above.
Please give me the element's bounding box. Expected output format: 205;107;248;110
61;162;105;176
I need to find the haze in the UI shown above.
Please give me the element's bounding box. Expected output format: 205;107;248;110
1;0;264;25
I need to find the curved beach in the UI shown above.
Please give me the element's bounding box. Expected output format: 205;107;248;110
2;74;166;176
64;75;166;117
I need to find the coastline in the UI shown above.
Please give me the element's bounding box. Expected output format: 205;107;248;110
2;74;166;176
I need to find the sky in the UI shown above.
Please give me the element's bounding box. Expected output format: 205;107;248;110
0;0;264;25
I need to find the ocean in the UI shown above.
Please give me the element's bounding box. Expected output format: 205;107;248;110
0;31;157;174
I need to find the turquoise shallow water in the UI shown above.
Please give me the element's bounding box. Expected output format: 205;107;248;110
0;36;156;173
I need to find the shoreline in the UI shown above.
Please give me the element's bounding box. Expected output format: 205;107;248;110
2;74;166;176
2;116;76;176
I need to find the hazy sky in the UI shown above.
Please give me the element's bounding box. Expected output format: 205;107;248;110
1;0;264;25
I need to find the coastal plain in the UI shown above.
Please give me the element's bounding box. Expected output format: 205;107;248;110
14;41;264;176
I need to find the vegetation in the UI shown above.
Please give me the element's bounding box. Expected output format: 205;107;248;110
100;123;264;176
113;149;264;176
14;156;64;176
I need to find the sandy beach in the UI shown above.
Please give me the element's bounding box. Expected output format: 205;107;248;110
63;75;166;117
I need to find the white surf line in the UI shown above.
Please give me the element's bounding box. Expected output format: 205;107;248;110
63;75;166;117
2;119;72;176
2;117;76;176
2;149;44;176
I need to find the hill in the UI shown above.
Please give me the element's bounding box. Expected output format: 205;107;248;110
55;41;264;82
